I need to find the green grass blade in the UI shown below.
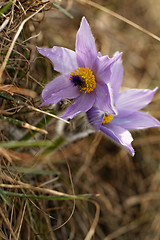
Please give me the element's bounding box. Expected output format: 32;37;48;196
0;115;47;134
1;166;60;176
52;2;73;19
0;189;12;207
0;1;12;17
3;190;92;201
38;136;65;155
0;92;27;106
0;137;64;149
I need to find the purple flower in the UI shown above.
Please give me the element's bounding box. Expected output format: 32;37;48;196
87;57;160;156
37;17;122;119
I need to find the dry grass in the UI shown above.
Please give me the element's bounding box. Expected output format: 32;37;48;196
0;0;160;239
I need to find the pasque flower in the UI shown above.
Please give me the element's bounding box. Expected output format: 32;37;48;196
87;57;160;156
37;17;122;119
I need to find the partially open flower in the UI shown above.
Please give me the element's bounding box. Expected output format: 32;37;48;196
37;17;122;119
87;58;160;156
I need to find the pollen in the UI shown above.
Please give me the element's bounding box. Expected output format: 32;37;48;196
102;115;114;124
70;67;96;93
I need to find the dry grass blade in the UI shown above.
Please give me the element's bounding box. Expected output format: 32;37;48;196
52;154;76;231
104;215;150;240
0;148;12;162
84;200;100;240
0;183;70;197
0;92;69;124
1;0;160;238
125;192;160;207
0;17;9;32
0;84;37;98
0;230;8;239
28;105;70;124
16;201;27;239
0;207;17;240
77;0;160;42
104;221;139;240
0;109;16;115
0;181;89;199
1;115;48;134
22;122;48;134
75;133;102;184
0;3;49;83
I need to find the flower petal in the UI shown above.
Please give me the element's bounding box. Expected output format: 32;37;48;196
42;75;72;101
87;107;105;130
100;123;134;156
75;17;97;70
95;83;117;115
112;111;160;129
37;46;78;74
41;84;81;106
110;53;123;98
116;87;158;112
61;92;95;119
40;93;62;106
96;52;122;85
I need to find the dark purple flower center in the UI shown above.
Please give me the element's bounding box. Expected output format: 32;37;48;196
70;75;83;87
70;67;96;94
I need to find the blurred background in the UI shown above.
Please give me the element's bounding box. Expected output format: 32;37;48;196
0;0;160;239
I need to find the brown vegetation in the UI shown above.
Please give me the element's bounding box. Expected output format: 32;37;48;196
0;0;160;239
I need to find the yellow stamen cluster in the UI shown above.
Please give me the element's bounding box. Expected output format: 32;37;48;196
102;115;114;124
70;67;96;93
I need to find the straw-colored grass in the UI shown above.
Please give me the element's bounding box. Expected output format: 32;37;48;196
0;0;160;239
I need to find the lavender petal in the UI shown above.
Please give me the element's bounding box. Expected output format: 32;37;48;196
41;83;81;105
75;17;97;70
96;52;122;84
100;123;134;156
61;91;95;119
110;53;123;99
116;87;158;111
37;46;78;74
94;83;117;115
112;111;160;130
42;75;73;101
87;107;105;130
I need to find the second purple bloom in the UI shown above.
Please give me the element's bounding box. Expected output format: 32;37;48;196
87;57;160;156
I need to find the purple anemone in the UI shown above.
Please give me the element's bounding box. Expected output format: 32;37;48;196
37;17;122;119
87;57;160;156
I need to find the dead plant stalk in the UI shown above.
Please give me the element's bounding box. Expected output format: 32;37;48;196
0;3;48;83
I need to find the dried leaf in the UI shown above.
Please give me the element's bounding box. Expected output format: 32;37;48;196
0;148;34;162
0;84;37;98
